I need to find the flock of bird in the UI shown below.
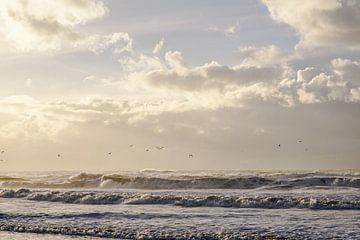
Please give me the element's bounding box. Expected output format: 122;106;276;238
55;144;193;159
0;140;308;162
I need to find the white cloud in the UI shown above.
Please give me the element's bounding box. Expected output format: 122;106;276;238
238;45;288;66
129;49;360;106
350;88;360;101
80;32;134;54
331;58;360;87
152;37;165;55
0;95;209;140
279;59;360;104
262;0;360;48
114;41;360;109
208;24;238;36
124;50;284;93
1;54;360;141
224;26;236;35
0;0;133;54
0;0;108;52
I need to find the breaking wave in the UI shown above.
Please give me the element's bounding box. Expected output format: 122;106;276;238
0;222;287;240
0;188;359;210
1;171;360;190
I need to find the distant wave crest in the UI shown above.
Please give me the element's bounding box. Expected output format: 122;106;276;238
1;171;360;190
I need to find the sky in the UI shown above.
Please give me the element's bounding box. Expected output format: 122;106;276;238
0;0;359;171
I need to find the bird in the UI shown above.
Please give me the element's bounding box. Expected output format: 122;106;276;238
155;146;164;150
0;159;4;162
108;152;112;155
57;154;61;158
298;140;302;143
278;144;281;147
189;154;193;158
1;150;4;154
146;149;150;152
129;144;134;147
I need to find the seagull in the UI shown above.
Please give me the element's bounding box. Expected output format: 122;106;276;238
108;152;112;155
189;154;193;158
146;149;150;152
298;140;302;143
278;144;281;147
155;146;164;150
57;154;61;158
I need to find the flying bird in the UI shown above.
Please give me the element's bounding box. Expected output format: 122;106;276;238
129;144;134;147
278;144;281;147
57;154;61;158
298;140;302;143
108;152;112;155
189;154;193;158
155;146;165;150
146;149;150;152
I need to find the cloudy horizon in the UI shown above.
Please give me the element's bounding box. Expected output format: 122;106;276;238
0;0;359;171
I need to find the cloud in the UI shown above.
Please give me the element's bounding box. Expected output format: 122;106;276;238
0;96;104;140
0;0;107;51
125;50;284;92
1;54;360;142
0;95;212;140
115;48;296;108
83;76;115;85
1;27;359;141
278;59;360;104
79;32;134;54
238;45;288;66
127;49;360;107
152;37;165;55
0;0;132;53
114;40;360;110
262;0;360;48
208;24;238;36
331;58;360;87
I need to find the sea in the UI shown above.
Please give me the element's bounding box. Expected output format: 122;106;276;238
0;170;359;239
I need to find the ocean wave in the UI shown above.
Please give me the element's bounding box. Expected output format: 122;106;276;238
0;222;291;240
139;168;177;173
100;175;274;189
276;176;360;188
1;171;360;190
0;189;124;204
124;194;360;210
1;188;359;210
